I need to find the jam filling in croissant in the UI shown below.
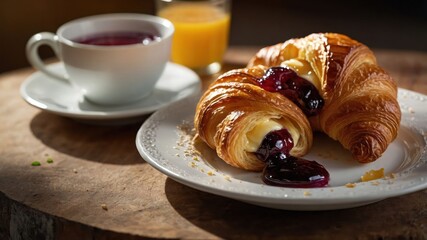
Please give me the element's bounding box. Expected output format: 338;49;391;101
253;67;329;187
258;66;324;116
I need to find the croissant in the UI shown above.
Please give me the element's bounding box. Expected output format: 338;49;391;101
248;33;401;163
194;65;313;171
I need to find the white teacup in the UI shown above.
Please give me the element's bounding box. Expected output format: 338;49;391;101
26;13;174;105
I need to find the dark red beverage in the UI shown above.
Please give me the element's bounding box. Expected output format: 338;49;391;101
74;31;161;46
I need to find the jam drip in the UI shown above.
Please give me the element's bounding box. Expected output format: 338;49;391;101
258;67;324;116
256;129;329;188
263;154;329;188
253;67;328;187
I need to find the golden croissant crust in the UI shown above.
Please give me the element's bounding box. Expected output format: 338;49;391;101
248;33;401;163
194;65;313;171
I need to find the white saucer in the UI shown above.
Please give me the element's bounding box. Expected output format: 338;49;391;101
20;62;201;123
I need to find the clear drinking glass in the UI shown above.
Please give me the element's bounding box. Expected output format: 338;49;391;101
156;0;231;75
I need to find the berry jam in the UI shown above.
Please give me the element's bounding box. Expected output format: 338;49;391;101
255;128;294;162
258;67;324;116
256;129;329;188
263;155;329;188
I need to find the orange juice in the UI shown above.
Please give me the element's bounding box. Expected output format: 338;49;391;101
158;3;230;69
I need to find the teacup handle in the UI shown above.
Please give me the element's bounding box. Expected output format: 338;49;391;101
26;32;70;83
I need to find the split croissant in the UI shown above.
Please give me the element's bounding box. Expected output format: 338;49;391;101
195;33;401;170
194;66;312;171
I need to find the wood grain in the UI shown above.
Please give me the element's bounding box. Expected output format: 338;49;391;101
0;48;426;239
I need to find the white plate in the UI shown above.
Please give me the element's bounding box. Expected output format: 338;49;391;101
20;62;201;123
136;89;427;210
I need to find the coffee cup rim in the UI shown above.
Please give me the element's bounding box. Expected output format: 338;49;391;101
57;13;174;49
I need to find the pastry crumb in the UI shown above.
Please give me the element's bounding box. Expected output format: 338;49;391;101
384;173;397;180
207;171;215;176
303;191;311;196
73;169;78;173
345;183;356;188
371;181;380;186
386;174;396;184
224;176;231;182
361;168;385;182
101;204;108;211
408;107;415;113
190;162;197;168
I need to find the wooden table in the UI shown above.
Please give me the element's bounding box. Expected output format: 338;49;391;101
1;47;426;239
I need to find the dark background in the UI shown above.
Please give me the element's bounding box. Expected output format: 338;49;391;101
1;0;426;73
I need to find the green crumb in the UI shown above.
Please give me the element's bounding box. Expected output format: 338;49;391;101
31;161;41;166
46;157;54;164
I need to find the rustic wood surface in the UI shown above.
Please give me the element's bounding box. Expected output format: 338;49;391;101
0;47;427;239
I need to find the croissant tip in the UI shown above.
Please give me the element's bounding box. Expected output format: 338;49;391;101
350;138;383;163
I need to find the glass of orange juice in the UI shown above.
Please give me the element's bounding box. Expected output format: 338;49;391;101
156;0;231;75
